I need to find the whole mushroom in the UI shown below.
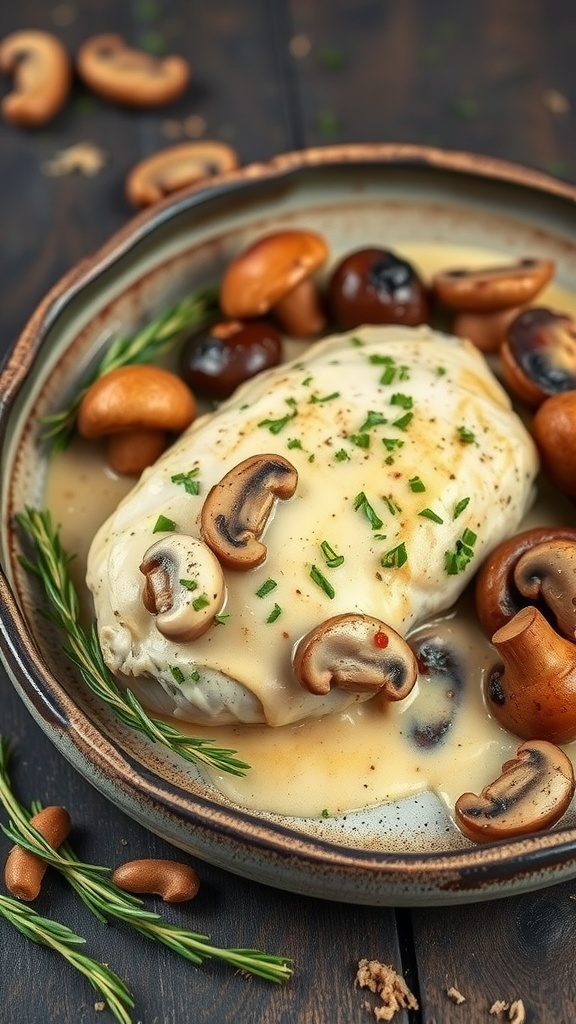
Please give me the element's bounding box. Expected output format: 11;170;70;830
179;319;282;399
77;365;196;476
500;307;576;407
219;230;329;338
532;390;576;500
327;247;428;330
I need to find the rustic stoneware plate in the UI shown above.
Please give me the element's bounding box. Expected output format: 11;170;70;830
2;144;576;906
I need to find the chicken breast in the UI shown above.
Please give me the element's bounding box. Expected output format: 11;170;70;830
87;325;538;726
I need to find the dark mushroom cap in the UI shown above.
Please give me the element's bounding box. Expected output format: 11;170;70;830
179;319;282;399
327;247;428;330
514;539;576;640
500;307;576;407
432;257;554;313
532;391;576;500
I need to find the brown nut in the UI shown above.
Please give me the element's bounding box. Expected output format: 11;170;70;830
4;805;71;901
77;34;190;108
292;613;418;698
0;30;71;127
112;858;200;902
532;390;576;499
220;230;329;338
486;606;576;744
201;454;298;570
432;258;554;313
474;526;576;638
452;306;524;354
77;364;196;476
500;307;576;407
126;141;239;208
140;534;226;641
454;740;575;843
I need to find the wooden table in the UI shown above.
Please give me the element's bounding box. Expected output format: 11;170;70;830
2;3;576;1022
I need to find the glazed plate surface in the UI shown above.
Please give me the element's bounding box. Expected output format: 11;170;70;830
2;144;576;905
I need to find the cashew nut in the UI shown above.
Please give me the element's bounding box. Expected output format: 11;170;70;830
112;858;200;902
76;34;190;108
4;805;71;901
0;31;71;127
201;454;298;569
140;534;226;642
125;141;239;208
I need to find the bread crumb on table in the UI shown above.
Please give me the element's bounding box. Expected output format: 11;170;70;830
355;959;419;1021
489;998;526;1022
447;985;466;1004
41;142;106;178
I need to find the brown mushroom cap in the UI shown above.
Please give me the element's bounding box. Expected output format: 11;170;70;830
219;230;328;321
500;307;576;407
201;454;298;570
125;141;239;208
0;30;72;127
432;258;554;313
454;739;575;843
77;365;196;438
76;34;190;108
474;526;576;638
140;534;226;642
292;613;418;698
514;540;576;640
532;391;576;500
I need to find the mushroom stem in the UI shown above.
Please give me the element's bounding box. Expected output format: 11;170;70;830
272;278;327;338
488;606;576;743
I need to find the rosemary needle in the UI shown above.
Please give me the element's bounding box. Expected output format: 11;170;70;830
16;507;250;777
0;894;134;1024
40;288;219;452
0;741;293;984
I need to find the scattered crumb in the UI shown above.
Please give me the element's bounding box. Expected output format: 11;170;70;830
41;142;106;178
94;1002;106;1012
490;1002;510;1015
51;3;77;25
183;115;207;138
120;839;128;847
447;986;466;1004
289;33;312;59
542;88;570;114
355;959;419;1022
509;1000;526;1024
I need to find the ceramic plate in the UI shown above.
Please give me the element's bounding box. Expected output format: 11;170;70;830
2;144;576;906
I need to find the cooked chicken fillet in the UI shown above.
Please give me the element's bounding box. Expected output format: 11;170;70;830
86;325;538;726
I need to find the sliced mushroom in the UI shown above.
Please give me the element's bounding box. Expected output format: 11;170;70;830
474;526;576;638
201;454;298;570
514;540;576;641
452;306;525;355
432;258;554;313
0;30;71;127
140;534;225;642
532;391;576;500
292;613;418;698
500;307;576;407
454;740;575;843
486;606;576;744
220;230;329;338
125;141;239;208
76;34;190;108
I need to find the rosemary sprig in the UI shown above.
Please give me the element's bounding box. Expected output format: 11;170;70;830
0;895;134;1024
16;507;250;778
40;288;219;452
0;742;293;984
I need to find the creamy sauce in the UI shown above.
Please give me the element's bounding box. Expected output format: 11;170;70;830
44;243;576;822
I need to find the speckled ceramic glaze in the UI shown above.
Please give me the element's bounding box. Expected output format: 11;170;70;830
3;144;576;906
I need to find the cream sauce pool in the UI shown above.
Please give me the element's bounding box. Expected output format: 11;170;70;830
44;243;576;823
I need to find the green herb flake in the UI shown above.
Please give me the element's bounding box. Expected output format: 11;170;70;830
382;437;405;452
369;354;395;366
190;669;201;682
390;393;413;410
380;365;397;385
398;365;410;381
381;542;408;569
334;448;350;462
359;410;388;432
192;594;210;612
354;492;384;531
348;432;371;449
214;614;230;625
309;391;340;404
171;469;201;495
287;438;303;450
456;425;477;445
266;603;282;623
179;578;198;592
320;540;344;568
383;495;402;515
392;412;414;431
153;514;176;533
256;578;278;598
408;476;426;493
350;335;365;347
310;565;336;599
436;366;447;377
384;455;395;465
258;403;297;434
419;508;444;524
301;376;313;386
444;529;478;575
169;665;186;684
321;808;330;818
453;497;471;519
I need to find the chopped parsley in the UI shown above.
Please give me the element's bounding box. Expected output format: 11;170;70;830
436;366;447;376
381;542;408;569
390;393;413;410
190;669;201;683
153;514;176;533
320;540;344;568
256;578;278;598
214;613;230;625
382;495;402;515
354;492;383;531
179;578;198;592
169;665;186;684
444;528;478;575
419;508;444;524
408;476;426;493
382;438;405;453
287;438;303;450
453;496;471;519
192;593;210;612
309;391;340;404
392;412;413;431
266;603;282;623
456;425;477;445
334;448;350;461
310;564;336;598
171;468;200;495
301;375;313;386
258;401;297;434
348;432;371;449
359;410;388;432
350;335;364;347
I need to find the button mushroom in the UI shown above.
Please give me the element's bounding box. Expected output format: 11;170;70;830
513;540;576;641
454;739;575;843
432;258;554;313
76;34;190;108
0;30;71;127
500;307;576;407
179;319;282;400
140;535;226;642
292;613;418;699
452;306;525;355
125;141;239;208
532;391;576;500
77;365;196;476
475;527;576;639
201;454;298;570
219;230;329;338
486;606;576;744
327;247;428;330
